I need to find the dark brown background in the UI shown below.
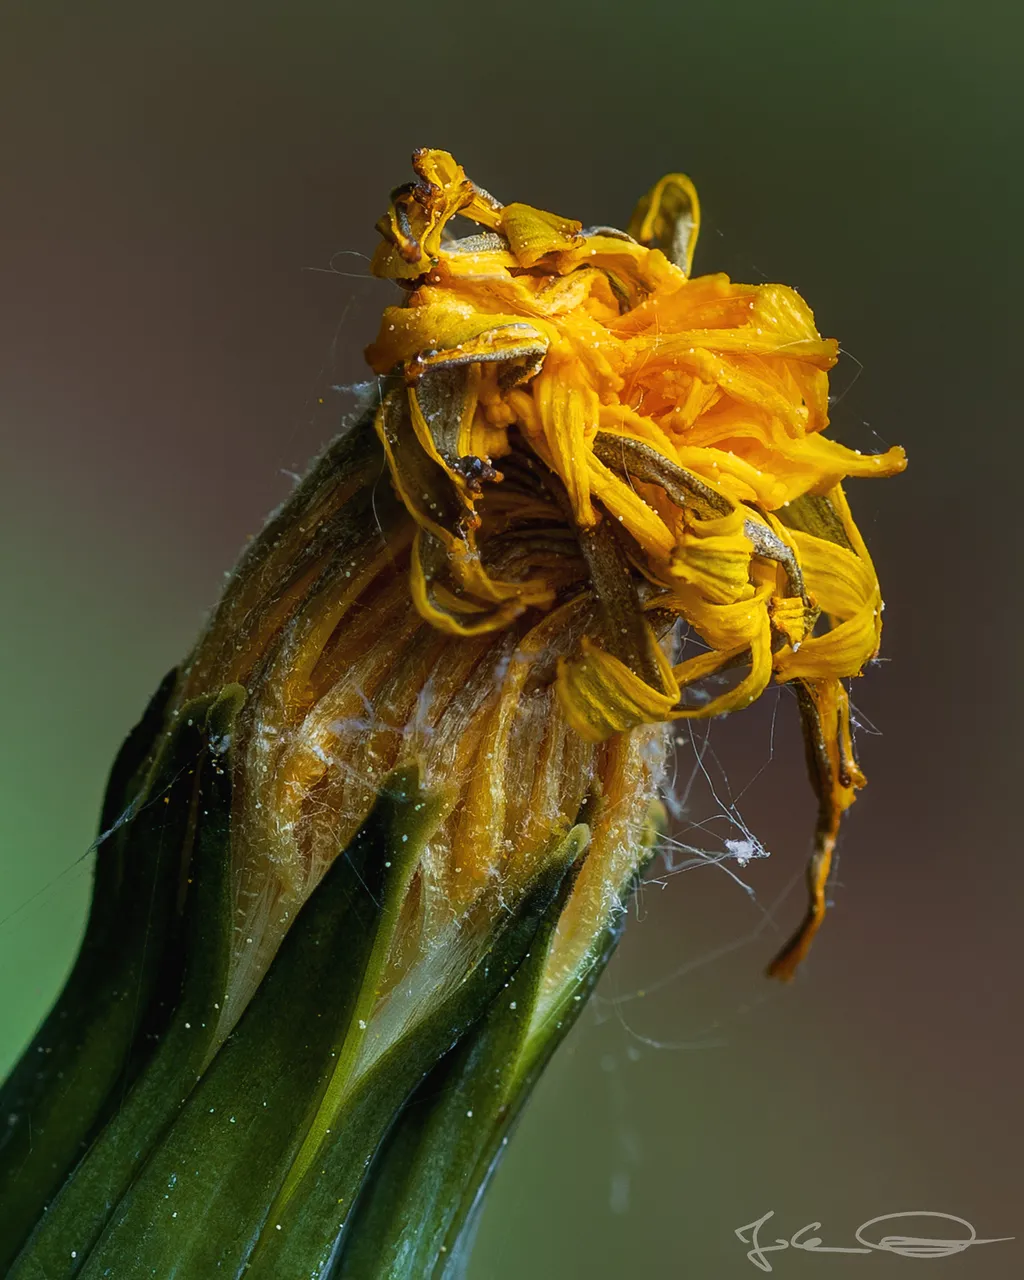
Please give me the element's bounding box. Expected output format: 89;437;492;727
1;2;1020;1275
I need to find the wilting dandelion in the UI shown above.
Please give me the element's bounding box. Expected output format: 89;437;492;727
0;150;904;1278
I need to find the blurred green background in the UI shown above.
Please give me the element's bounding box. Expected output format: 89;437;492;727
1;2;1020;1275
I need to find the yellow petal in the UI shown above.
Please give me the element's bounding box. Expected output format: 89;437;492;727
770;595;812;649
585;454;676;562
555;635;679;742
670;606;773;718
366;303;550;378
775;596;880;681
532;357;599;525
371;148;503;279
500;201;584;266
670;508;755;604
628;172;701;276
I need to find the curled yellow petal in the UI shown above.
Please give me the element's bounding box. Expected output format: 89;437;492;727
770;594;812;649
556;636;678;742
628;172;701;276
671;606;773;719
670;508;755;604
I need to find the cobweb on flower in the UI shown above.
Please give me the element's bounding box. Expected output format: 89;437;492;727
589;686;812;1053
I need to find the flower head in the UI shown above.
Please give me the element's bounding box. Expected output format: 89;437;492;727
366;148;907;976
0;151;909;1279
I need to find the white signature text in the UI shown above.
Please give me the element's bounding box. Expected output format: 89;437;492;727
735;1210;1014;1272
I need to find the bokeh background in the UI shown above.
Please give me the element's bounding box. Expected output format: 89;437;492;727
1;2;1020;1275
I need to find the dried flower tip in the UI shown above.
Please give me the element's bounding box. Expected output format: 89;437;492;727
366;149;907;975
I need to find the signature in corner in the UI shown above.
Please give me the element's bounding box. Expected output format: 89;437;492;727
735;1210;1015;1273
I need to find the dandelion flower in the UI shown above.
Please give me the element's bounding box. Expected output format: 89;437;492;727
1;151;904;1279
